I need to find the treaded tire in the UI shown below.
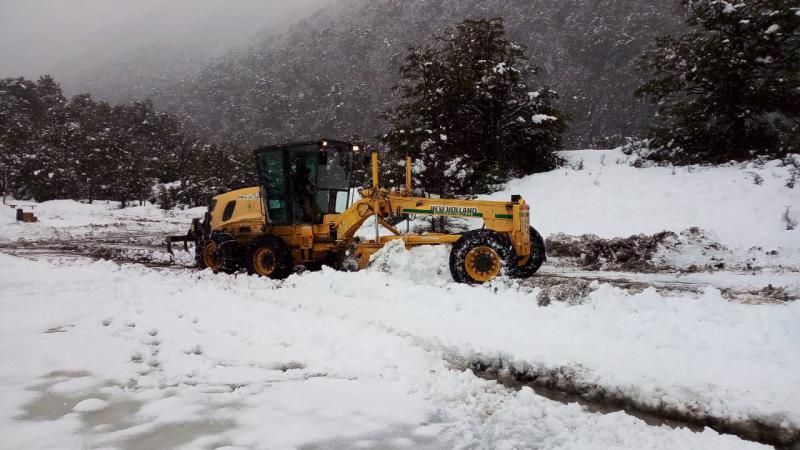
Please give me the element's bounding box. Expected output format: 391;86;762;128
200;231;241;274
449;229;514;284
508;227;547;279
246;234;294;279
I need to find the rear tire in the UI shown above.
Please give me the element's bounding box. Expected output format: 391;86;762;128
449;229;514;284
246;235;294;279
508;227;547;279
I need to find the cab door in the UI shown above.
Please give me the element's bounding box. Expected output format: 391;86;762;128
255;148;291;224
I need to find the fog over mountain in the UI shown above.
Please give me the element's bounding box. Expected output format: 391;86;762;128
0;0;333;96
150;0;686;148
1;0;686;148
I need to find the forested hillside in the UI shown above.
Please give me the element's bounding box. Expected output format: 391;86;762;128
0;76;254;205
145;0;683;149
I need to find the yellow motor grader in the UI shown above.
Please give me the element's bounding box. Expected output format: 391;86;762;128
167;139;546;284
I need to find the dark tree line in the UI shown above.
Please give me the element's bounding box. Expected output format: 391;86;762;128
636;0;799;163
0;76;255;206
3;1;796;209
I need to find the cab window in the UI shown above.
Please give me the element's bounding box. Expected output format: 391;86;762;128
222;201;236;222
257;149;290;224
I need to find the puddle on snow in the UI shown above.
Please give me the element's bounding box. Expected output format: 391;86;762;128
19;371;102;421
17;370;238;449
82;399;143;431
118;420;235;450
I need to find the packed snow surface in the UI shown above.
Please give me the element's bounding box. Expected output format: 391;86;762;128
0;253;778;449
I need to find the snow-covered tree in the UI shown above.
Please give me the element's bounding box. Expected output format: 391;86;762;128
0;76;68;200
0;76;254;206
79;0;685;150
382;18;567;200
637;0;799;163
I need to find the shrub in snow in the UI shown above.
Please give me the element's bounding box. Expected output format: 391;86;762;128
545;227;748;272
784;154;800;188
636;0;799;164
156;185;178;210
784;206;797;231
745;172;764;186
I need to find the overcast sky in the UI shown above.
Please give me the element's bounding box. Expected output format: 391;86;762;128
0;0;332;79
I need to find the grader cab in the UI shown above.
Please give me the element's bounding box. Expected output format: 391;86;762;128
167;139;546;284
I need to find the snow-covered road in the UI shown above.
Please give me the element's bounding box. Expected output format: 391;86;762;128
0;252;780;450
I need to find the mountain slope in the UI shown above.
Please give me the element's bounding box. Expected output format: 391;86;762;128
152;0;684;148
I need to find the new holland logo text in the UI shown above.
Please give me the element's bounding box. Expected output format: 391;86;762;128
430;205;480;216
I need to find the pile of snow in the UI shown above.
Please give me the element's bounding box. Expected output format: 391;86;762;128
651;227;800;271
368;239;453;286
547;226;799;272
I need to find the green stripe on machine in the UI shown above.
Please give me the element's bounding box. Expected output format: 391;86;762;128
495;214;513;219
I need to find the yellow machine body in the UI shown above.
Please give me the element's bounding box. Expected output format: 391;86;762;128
171;139;542;283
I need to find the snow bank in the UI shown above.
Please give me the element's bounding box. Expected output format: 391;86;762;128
488;149;799;252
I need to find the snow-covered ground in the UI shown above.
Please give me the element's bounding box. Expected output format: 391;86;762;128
0;253;778;450
1;149;799;449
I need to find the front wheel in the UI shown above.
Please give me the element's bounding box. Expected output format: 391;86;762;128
508;227;547;279
246;235;294;279
449;229;514;284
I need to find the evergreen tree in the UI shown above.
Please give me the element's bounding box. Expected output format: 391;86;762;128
0;76;68;200
0;75;253;206
637;0;799;163
382;18;567;199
